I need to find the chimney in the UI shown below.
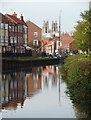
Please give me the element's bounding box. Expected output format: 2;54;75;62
13;12;17;17
20;14;23;21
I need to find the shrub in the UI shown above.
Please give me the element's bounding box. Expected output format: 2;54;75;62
61;54;91;118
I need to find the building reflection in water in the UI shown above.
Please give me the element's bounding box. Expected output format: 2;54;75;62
1;65;61;110
1;71;27;110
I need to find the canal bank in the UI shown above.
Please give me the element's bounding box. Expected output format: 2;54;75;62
2;57;64;70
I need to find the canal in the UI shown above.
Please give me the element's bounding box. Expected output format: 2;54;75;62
1;65;78;118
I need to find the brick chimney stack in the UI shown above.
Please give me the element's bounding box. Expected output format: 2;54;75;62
21;14;24;21
13;12;17;17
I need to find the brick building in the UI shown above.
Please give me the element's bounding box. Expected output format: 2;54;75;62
1;71;27;109
42;34;74;54
61;33;74;52
26;21;42;49
0;13;10;53
0;12;28;53
42;37;60;54
5;12;28;53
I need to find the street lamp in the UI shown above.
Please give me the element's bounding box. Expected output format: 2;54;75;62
59;10;62;49
53;33;56;53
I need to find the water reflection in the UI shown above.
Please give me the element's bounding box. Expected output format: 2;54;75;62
1;71;27;109
1;65;76;118
1;66;61;110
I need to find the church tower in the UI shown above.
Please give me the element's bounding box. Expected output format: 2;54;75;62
51;20;58;34
42;20;49;33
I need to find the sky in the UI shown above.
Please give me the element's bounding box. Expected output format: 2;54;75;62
0;0;90;33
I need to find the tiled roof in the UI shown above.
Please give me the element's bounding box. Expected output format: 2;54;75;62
0;13;11;23
61;34;74;49
61;34;74;44
42;40;49;45
42;40;53;47
5;14;27;25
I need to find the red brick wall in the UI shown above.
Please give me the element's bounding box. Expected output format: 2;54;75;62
26;21;42;46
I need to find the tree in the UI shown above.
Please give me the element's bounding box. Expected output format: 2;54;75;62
81;10;91;22
73;10;91;52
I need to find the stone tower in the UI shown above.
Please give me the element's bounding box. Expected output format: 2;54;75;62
51;20;58;34
42;20;49;33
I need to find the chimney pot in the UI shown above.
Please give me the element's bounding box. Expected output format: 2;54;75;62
13;12;17;17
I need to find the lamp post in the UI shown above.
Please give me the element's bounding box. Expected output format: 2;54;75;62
59;10;62;48
53;33;56;53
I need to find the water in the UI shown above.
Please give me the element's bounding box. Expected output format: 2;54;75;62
1;65;77;118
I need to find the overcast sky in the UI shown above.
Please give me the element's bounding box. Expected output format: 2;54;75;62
1;0;89;33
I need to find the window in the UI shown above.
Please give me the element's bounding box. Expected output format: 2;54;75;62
24;40;27;44
5;30;8;36
12;26;14;32
20;36;23;45
10;37;13;43
34;32;38;38
0;23;4;29
9;26;12;31
0;29;4;36
0;36;4;42
15;26;17;32
24;34;27;39
14;37;17;43
45;27;47;33
5;36;8;43
18;25;23;32
23;34;27;44
18;26;20;32
23;25;27;33
20;26;23;32
5;24;8;30
33;40;38;47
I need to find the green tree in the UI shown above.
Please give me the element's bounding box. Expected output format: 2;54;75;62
81;10;91;22
73;10;91;52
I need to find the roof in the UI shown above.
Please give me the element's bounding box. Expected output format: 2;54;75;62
42;39;49;45
61;34;74;45
42;39;53;47
43;34;74;48
5;14;27;25
26;20;42;30
61;34;74;49
0;13;11;23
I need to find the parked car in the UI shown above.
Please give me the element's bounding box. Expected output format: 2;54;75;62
61;52;69;58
